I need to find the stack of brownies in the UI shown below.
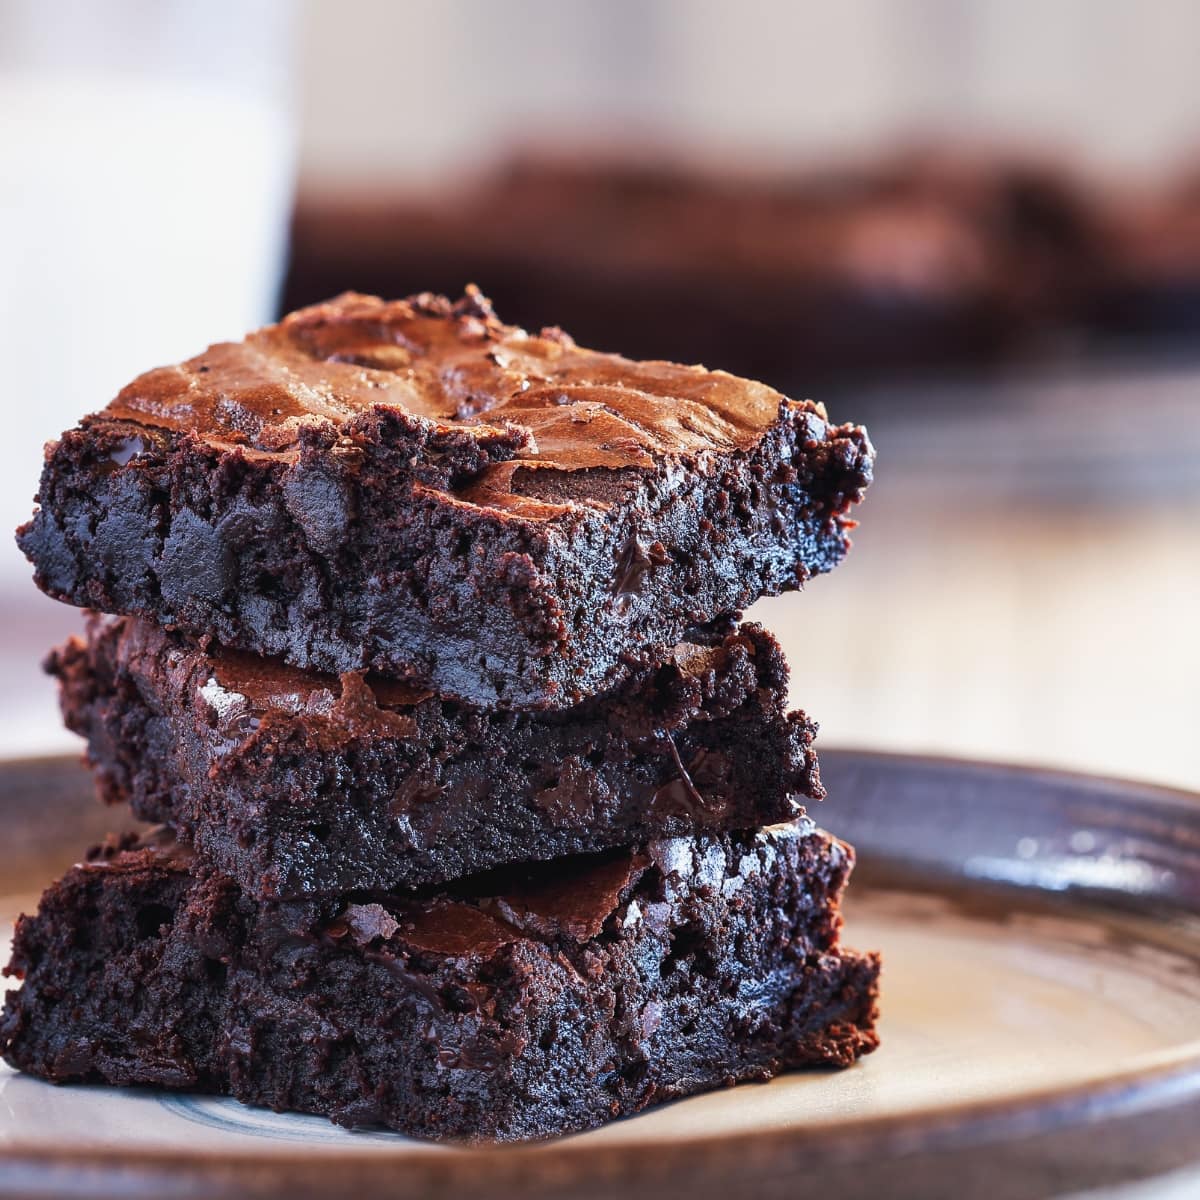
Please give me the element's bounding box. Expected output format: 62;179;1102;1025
2;289;879;1141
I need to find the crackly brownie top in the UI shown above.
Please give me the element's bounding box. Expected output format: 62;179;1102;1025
97;289;825;512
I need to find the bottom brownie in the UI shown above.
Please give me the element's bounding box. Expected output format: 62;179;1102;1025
1;821;879;1143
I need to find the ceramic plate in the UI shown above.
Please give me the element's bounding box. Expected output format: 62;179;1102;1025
3;751;1200;1200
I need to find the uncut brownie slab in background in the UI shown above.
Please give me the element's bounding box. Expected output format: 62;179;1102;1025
50;616;821;897
18;289;873;709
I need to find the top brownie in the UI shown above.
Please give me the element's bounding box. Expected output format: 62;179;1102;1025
18;289;873;709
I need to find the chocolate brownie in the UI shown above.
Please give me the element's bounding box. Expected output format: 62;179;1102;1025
49;616;821;897
1084;177;1200;340
283;153;1106;385
285;172;1009;386
2;823;880;1143
18;289;873;709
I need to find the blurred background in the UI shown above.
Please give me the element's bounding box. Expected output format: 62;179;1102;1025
2;0;1198;789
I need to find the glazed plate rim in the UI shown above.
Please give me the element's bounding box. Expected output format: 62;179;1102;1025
4;749;1200;1198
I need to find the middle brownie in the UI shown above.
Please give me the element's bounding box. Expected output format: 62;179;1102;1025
51;616;821;898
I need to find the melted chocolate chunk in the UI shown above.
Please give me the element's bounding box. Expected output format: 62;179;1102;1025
614;535;669;598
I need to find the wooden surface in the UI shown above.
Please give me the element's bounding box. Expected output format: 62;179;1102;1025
6;751;1200;1199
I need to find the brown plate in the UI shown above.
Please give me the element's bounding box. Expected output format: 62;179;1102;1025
3;750;1200;1200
